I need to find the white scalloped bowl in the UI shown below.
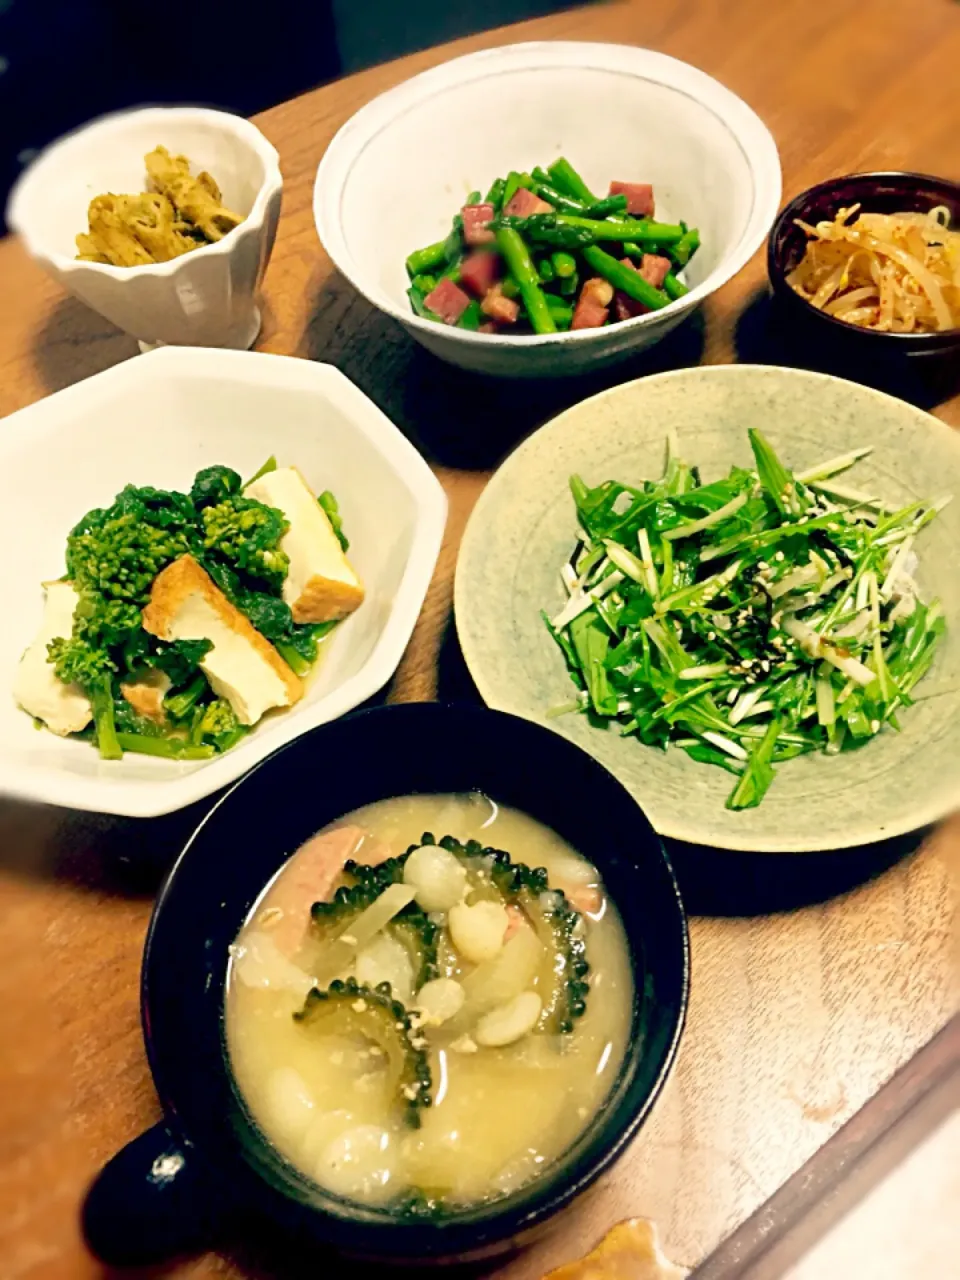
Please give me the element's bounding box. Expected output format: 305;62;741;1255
315;41;781;378
0;349;446;817
7;107;282;351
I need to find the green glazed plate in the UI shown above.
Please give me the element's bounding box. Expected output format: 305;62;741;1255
455;366;960;852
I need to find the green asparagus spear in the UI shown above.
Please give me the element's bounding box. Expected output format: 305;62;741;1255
405;239;448;278
457;300;484;331
410;273;437;294
551;251;578;278
466;189;482;205
485;177;507;210
495;227;557;335
552;251;579;297
585;194;629;219
546;157;596;203
501;276;521;300
558;269;579;297
442;224;462;265
663;271;690;301
529;213;687;247
500;214;687;253
544;296;574;329
502;170;535;207
532;182;587;215
537;255;556;283
670;227;701;268
582;245;671;311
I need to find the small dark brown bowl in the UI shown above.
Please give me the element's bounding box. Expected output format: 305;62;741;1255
767;171;960;367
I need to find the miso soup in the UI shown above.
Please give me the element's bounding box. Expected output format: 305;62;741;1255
226;794;634;1210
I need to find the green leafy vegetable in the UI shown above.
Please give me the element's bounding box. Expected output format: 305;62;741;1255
36;459;352;761
545;432;947;809
151;638;213;687
190;465;242;509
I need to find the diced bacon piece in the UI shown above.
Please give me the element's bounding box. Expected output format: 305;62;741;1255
459;249;501;298
614;259;646;322
571;277;613;330
639;253;671;288
504;904;526;942
614;292;643;322
503;187;554;218
264;826;394;958
480;283;520;324
560;883;603;916
462;203;496;245
609;181;655;217
613;255;669;321
478;321;498;333
424;277;471;325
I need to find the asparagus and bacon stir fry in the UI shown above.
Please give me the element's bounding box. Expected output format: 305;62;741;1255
545;431;948;810
405;157;700;335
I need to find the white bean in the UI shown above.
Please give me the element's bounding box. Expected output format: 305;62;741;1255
299;1108;353;1166
402;845;468;912
415;977;465;1026
315;1124;396;1203
475;991;543;1047
448;900;508;965
264;1067;316;1140
230;932;314;998
355;932;415;1005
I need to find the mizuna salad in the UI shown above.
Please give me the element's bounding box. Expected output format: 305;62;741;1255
544;431;948;810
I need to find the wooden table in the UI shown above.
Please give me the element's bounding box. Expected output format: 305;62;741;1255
1;1;958;1276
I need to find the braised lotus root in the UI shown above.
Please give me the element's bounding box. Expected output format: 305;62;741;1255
76;145;244;266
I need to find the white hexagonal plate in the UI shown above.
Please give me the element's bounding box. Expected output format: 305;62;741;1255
0;348;446;816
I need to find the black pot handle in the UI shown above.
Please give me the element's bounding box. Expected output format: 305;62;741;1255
82;1122;225;1266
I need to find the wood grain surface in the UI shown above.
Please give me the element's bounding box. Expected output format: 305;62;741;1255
1;1;958;1277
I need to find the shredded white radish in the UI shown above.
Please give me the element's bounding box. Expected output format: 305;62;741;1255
702;731;748;761
781;616;876;686
551;571;625;631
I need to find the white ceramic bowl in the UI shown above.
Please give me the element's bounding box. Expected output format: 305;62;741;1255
7;107;282;351
314;42;781;378
0;348;446;817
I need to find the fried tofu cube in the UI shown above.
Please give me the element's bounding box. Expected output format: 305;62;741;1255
244;468;364;624
142;555;302;726
13;581;92;736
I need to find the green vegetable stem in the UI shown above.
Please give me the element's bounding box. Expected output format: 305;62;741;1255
581;246;671;311
405;239;448;279
543;430;947;810
495;227;557;335
546;157;596;203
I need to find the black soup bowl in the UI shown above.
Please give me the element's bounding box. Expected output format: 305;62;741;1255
83;703;689;1268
